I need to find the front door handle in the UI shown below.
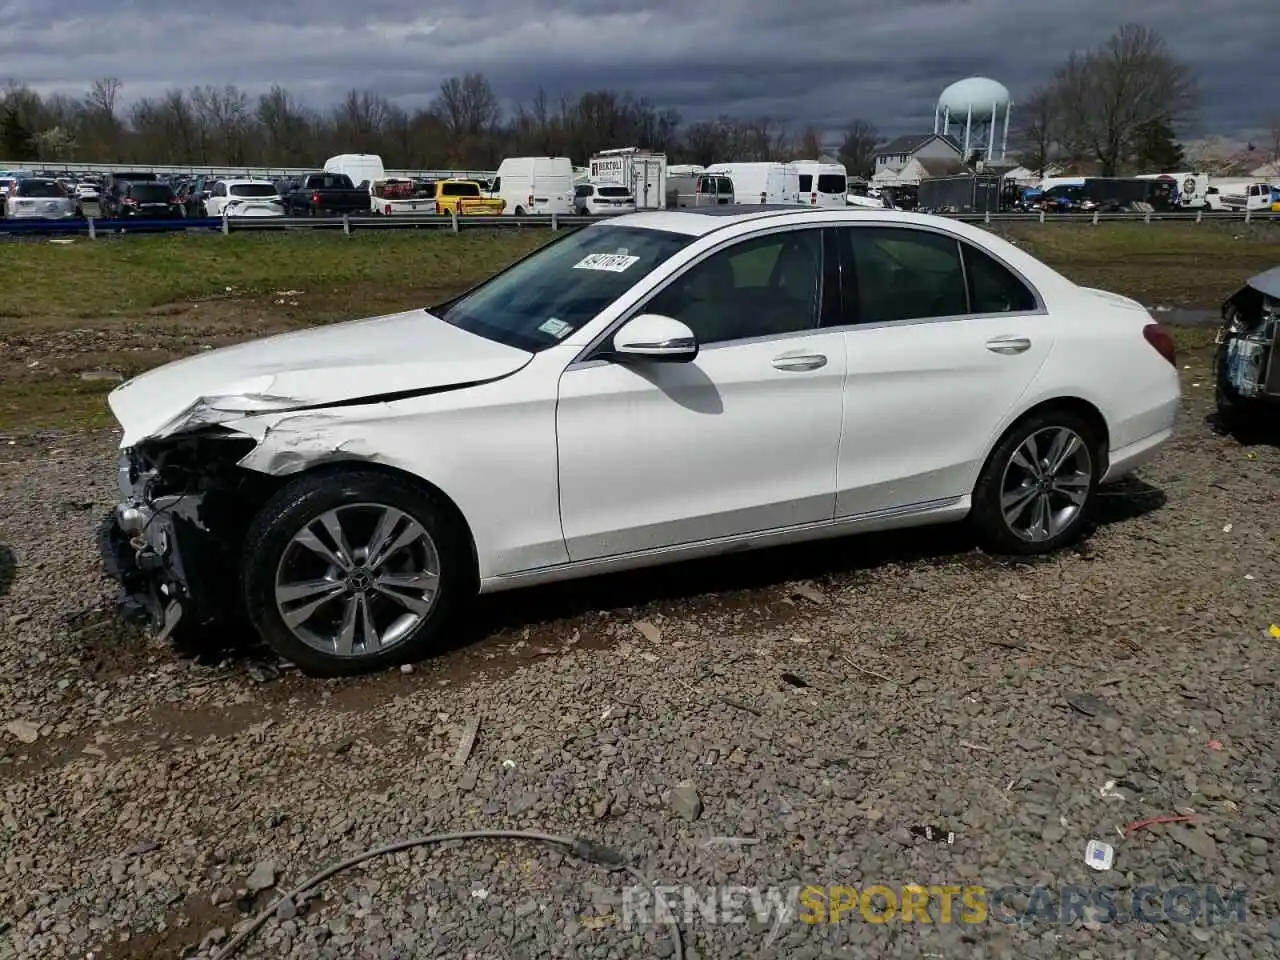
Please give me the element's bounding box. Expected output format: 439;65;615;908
986;335;1031;355
772;353;827;371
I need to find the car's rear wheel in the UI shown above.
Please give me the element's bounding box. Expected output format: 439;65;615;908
242;468;471;677
970;409;1101;555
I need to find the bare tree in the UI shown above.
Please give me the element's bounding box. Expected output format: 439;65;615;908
680;120;730;165
1014;84;1060;176
433;73;500;139
837;119;878;178
1267;115;1280;164
1052;23;1196;176
796;126;823;159
85;77;122;120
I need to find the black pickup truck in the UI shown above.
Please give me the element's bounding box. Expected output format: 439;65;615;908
280;172;369;216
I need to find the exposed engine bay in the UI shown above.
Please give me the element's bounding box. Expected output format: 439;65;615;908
1215;266;1280;426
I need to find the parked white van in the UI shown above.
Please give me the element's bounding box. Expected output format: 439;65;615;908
793;161;848;207
491;157;575;215
704;162;801;205
323;154;386;190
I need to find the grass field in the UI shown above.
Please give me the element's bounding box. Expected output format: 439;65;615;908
2;220;1277;432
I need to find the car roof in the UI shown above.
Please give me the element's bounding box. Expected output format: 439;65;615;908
605;206;974;237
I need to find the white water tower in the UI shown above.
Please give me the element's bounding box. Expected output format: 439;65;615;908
933;77;1012;163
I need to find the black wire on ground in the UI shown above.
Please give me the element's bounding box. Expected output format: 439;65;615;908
209;829;684;960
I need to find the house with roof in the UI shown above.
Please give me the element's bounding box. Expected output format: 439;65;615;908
870;133;964;185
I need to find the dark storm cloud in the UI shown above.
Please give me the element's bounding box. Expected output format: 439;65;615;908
1;0;1272;138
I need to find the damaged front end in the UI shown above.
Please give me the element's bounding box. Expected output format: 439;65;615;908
101;427;277;637
1215;266;1280;426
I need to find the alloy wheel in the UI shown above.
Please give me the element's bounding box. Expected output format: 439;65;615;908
998;426;1093;543
274;502;440;658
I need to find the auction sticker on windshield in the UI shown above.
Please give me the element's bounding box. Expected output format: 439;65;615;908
574;253;640;272
538;318;572;338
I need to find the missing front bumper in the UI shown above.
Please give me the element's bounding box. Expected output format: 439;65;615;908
97;494;240;636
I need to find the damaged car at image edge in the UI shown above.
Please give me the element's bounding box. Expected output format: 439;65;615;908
99;207;1181;678
1214;265;1280;432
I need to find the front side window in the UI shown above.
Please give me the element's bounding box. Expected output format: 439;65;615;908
644;229;823;345
438;224;694;352
843;226;967;323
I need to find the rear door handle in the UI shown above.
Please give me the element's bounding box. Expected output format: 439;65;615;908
986;335;1031;355
772;353;827;371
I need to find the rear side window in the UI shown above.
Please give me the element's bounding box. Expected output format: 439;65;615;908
798;175;813;191
842;227;968;323
963;244;1037;313
817;174;846;194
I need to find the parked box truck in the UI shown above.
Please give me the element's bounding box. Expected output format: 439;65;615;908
588;147;668;211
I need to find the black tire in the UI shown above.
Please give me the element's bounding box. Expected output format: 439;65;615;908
241;468;473;677
970;408;1102;556
514;205;525;216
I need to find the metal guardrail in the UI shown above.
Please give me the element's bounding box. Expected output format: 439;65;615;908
2;208;1278;237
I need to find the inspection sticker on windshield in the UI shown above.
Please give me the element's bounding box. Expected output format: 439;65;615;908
574;253;640;273
538;318;572;338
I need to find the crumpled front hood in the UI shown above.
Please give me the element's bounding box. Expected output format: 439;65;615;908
109;308;531;447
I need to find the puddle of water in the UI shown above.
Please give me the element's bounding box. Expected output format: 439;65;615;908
1149;307;1219;326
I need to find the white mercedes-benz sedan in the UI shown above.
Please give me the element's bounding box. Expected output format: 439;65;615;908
101;207;1181;676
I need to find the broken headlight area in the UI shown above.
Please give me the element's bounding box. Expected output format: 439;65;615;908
102;428;277;637
1216;277;1280;405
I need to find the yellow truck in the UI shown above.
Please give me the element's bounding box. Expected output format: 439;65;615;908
434;180;505;216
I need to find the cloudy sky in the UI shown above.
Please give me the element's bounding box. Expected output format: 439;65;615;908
1;0;1274;140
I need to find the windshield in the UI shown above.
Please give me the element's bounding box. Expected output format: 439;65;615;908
17;180;63;197
438;224;694;352
230;183;278;198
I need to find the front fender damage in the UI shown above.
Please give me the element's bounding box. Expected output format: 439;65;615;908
232;411;391;476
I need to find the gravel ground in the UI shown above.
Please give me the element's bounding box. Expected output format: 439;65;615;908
1;364;1277;960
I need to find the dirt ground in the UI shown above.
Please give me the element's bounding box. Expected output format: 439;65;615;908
2;220;1278;434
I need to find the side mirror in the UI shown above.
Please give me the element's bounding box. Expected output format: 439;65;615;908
611;314;698;363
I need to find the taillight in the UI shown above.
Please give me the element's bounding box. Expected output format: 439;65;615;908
385;204;392;215
122;197;136;205
811;192;817;205
760;192;767;204
527;194;533;208
1143;323;1176;367
312;191;321;205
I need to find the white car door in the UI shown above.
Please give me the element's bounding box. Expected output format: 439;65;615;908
556;226;847;562
832;224;1054;518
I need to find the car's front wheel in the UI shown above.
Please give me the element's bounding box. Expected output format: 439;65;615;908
242;468;471;676
970;409;1101;555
